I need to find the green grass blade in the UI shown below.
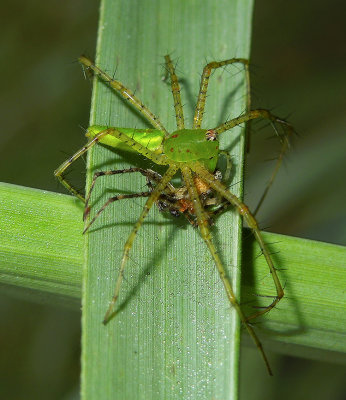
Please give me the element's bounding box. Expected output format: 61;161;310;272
82;0;253;398
0;182;83;307
242;231;346;364
1;183;345;364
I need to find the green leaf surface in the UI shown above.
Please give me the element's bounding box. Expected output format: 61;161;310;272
0;182;83;307
242;230;346;365
83;1;253;399
1;182;345;367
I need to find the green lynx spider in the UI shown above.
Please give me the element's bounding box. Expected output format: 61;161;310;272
55;55;293;375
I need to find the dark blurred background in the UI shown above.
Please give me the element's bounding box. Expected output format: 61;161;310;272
0;1;345;399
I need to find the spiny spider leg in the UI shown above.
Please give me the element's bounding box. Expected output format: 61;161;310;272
218;150;233;183
192;163;284;321
193;59;291;215
253;124;290;216
79;56;169;136
165;55;185;129
83;191;152;234
54;127;116;202
103;165;179;324
54;126;169;202
181;166;273;375
193;58;250;130
84;167;175;220
213;109;293;215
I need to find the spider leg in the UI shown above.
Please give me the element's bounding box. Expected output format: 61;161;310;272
146;177;182;218
208;149;233;207
103;165;179;324
55;125;169;201
141;169;177;197
182;165;272;376
164;55;185;129
83;191;152;233
214;109;293;215
84;167;174;220
79;56;169;136
192;163;284;321
54;128;117;202
218;150;232;183
205;199;233;220
193;58;250;130
252;133;289;216
84;167;182;223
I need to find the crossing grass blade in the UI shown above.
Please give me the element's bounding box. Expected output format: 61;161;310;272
1;182;345;366
82;0;253;398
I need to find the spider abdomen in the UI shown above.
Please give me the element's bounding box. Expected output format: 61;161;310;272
87;125;165;154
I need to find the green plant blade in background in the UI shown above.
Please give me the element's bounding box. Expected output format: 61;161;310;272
0;183;83;307
82;0;253;398
1;182;345;371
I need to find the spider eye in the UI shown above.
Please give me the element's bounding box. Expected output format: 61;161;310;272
206;129;218;141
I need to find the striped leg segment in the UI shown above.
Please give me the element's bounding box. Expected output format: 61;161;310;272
83;192;152;234
192;163;284;321
54;126;169;201
182;166;273;376
214;109;293;214
193;58;250;129
79;56;169;135
84;167;171;220
103;165;179;324
54;128;116;202
164;55;185;130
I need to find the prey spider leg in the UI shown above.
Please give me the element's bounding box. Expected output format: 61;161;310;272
55;54;295;375
83;191;152;234
84;167;175;221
